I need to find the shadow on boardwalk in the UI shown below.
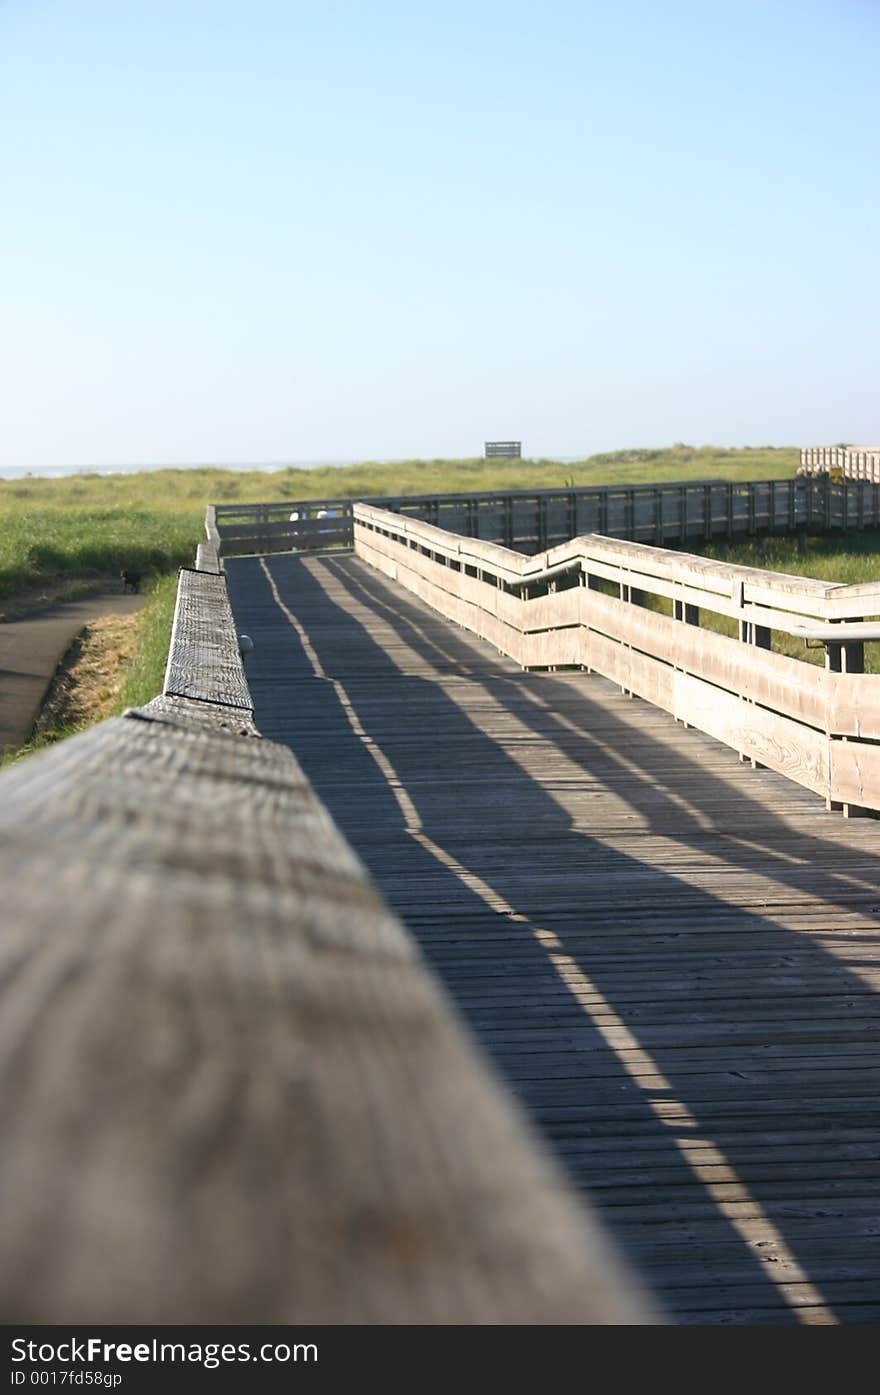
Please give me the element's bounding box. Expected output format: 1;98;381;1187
227;552;880;1325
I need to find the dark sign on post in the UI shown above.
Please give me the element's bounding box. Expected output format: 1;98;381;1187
485;441;522;458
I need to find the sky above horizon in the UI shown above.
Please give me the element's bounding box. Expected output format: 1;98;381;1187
1;0;877;468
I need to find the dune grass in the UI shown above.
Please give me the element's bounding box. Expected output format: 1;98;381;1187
0;446;797;603
701;530;880;588
0;443;797;602
245;444;798;499
0;508;201;601
2;445;798;515
114;572;181;710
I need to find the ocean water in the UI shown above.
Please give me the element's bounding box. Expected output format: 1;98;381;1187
0;461;345;481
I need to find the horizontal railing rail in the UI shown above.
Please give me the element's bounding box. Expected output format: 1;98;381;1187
215;498;354;555
801;445;880;483
214;475;880;556
354;502;880;817
0;510;649;1324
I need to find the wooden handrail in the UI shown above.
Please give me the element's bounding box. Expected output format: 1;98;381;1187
353;503;880;815
0;536;651;1324
354;502;880;620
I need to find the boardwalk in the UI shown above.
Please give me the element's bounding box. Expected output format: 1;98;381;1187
226;549;880;1326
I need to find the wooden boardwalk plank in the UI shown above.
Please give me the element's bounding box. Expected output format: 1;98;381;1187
226;550;880;1326
0;695;648;1324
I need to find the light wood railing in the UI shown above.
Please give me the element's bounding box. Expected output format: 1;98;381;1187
354;502;880;817
801;446;880;483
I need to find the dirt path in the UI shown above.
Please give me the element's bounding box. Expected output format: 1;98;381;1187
0;591;146;753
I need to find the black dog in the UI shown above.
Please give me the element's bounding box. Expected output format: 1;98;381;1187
120;569;143;593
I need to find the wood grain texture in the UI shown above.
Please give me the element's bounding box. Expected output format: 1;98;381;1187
0;553;649;1325
227;548;880;1326
672;672;830;796
579;590;837;734
195;541;221;573
163;568;254;712
204;504;221;551
0;706;648;1324
132;692;260;737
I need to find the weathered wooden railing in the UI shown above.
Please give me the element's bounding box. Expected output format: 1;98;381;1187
354;502;880;818
215;475;880;557
196;501;222;571
216;497;354;555
801;445;880;483
0;513;649;1323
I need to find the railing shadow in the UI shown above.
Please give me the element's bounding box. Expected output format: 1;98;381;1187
226;552;880;1325
330;554;880;927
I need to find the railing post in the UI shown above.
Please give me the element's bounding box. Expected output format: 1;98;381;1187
503;495;513;548
826;624;865;677
673;599;699;625
825;619;867;818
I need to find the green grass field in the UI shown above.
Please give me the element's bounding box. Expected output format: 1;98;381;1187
114;573;180;709
0;508;202;601
3;443;880;753
701;530;880;588
0;445;799;603
2;444;800;514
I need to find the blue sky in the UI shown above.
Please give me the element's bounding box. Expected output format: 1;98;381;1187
0;0;877;467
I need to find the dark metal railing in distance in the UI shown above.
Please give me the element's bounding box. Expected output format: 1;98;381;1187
213;476;880;557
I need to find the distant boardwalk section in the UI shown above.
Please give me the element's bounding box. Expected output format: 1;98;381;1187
801;445;880;483
214;474;880;558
